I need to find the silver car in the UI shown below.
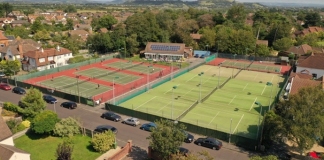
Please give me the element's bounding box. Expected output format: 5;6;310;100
122;117;140;126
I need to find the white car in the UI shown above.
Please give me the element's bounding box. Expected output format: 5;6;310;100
122;117;140;126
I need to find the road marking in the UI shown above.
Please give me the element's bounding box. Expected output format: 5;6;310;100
242;83;248;91
134;96;156;110
208;112;220;125
232;114;244;134
249;97;257;111
228;95;236;105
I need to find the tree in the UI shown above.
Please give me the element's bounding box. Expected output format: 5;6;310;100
92;15;117;31
250;155;278;160
147;119;186;160
19;88;47;119
53;117;81;137
275;86;324;154
199;27;216;50
304;12;322;27
34;30;51;42
56;140;73;160
64;5;77;13
226;4;247;24
272;37;293;51
197;14;215;28
91;130;116;153
30;19;44;34
0;60;21;76
65;18;74;31
296;33;319;47
2;3;13;17
31;110;60;134
256;44;271;56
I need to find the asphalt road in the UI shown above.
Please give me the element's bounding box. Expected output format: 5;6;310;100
0;88;253;160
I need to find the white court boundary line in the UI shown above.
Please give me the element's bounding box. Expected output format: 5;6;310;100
228;95;236;105
249;97;257;111
261;84;267;95
253;73;258;80
164;84;180;94
134;96;157;110
208;112;220;125
156;102;172;113
232;114;244;134
242;83;248;91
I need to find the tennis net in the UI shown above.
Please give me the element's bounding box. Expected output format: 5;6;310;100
56;78;90;90
93;70;119;79
123;62;144;70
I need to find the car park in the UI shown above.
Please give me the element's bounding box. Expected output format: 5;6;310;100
194;137;222;150
60;101;77;109
43;95;57;104
200;54;205;58
94;125;118;134
0;83;11;91
101;112;121;122
12;87;26;95
140;122;157;132
122;117;140;126
183;131;194;143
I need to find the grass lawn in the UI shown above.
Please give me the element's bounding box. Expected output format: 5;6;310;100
14;131;101;160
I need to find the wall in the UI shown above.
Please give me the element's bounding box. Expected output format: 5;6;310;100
296;66;324;79
10;153;30;160
108;140;132;160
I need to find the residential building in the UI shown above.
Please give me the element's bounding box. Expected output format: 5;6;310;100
22;46;73;71
294;27;324;37
69;30;89;41
190;33;202;44
143;42;193;61
0;38;41;61
0;116;30;160
286;44;313;57
10;20;29;28
0;31;9;47
0;18;14;24
296;53;324;79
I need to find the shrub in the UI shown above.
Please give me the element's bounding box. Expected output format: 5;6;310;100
13;124;26;133
56;140;74;160
21;120;31;128
53;117;81;137
31;110;60;134
3;102;23;114
91;130;115;153
1;109;17;117
6;118;20;130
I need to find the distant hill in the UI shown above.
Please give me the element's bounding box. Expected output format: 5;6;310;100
259;2;324;7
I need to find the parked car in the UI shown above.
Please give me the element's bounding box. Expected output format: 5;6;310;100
43;95;57;104
94;125;118;134
194;137;222;150
12;87;26;95
178;147;190;157
183;131;194;143
101;112;121;122
308;151;323;159
0;72;5;77
122;117;140;126
0;83;11;91
60;101;77;109
140;122;157;132
194;54;199;58
200;54;205;58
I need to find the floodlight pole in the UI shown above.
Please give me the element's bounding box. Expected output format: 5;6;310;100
113;77;119;105
54;102;56;113
198;72;204;102
229;118;232;143
77;78;80;103
218;66;221;88
171;86;177;119
147;66;151;91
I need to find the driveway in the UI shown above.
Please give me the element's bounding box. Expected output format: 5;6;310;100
0;87;256;160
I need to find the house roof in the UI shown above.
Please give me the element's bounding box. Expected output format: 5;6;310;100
0;144;30;160
11;20;29;24
256;40;268;46
69;30;89;36
5;35;15;41
297;54;324;70
287;44;312;55
9;38;41;48
144;42;186;55
190;34;202;40
0;32;8;40
0;116;12;142
289;77;322;95
99;28;108;33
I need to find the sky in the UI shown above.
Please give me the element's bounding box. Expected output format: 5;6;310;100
236;0;323;4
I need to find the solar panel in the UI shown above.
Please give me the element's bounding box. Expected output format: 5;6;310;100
150;45;181;51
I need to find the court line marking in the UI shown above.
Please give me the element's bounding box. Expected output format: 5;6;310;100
134;96;157;110
156;102;172;113
270;75;274;83
164;84;180;94
228;95;236;105
242;83;248;91
232;114;244;134
253;73;258;80
208;111;220;125
261;84;267;95
249;97;257;111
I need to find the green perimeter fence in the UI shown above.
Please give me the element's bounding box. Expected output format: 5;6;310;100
105;103;258;150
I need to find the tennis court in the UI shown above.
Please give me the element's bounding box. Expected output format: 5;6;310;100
105;61;163;74
249;63;281;73
75;67;141;85
37;76;111;98
104;61;139;69
181;71;283;139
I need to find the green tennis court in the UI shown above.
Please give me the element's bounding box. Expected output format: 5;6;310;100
37;76;111;98
105;61;163;74
221;60;251;69
249;63;281;72
104;61;136;69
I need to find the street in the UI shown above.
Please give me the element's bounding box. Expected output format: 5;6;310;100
0;88;254;160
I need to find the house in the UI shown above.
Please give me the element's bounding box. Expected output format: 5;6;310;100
143;42;193;61
10;20;29;28
0;32;9;47
98;28;108;33
0;18;15;24
0;44;39;61
190;33;202;44
296;53;324;79
27;15;38;24
286;44;313;57
8;11;26;20
22;46;73;71
73;24;92;32
294;27;324;37
0;116;31;160
69;30;89;41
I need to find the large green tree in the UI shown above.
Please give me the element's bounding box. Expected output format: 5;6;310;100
0;60;21;76
226;4;247;25
1;3;13;17
272;37;294;51
31;110;60;134
304;12;322;27
92;15;117;31
19;88;47;119
274;86;324;154
53;117;81;137
147;119;186;160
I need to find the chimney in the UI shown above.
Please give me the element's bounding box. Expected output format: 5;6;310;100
56;45;60;51
40;48;44;52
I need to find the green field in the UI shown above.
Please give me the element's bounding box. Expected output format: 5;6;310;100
14;132;101;160
119;65;285;139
